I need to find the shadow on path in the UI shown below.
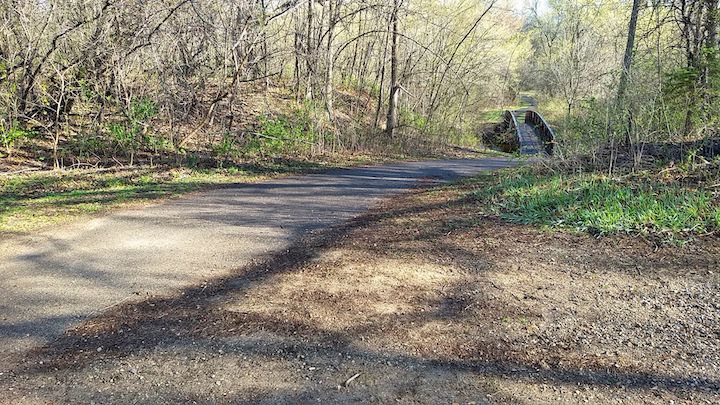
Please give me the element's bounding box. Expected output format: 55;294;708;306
5;191;718;403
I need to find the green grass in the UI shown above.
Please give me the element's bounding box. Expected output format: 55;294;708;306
468;170;720;238
478;106;521;123
478;109;505;123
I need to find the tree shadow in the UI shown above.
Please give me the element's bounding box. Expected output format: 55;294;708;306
5;189;718;403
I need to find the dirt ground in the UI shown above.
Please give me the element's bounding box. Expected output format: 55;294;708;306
1;180;719;404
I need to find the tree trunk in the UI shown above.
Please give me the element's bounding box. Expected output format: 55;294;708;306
702;0;719;114
305;0;314;100
294;12;302;101
325;0;337;122
616;0;642;147
386;0;400;138
617;0;641;104
683;0;705;135
373;29;389;129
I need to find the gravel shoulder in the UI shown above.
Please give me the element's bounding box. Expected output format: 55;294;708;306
2;173;718;404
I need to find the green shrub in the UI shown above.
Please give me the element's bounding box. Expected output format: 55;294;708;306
212;133;239;167
447;128;479;147
69;134;112;161
245;112;316;156
186;153;199;168
108;123;136;148
400;108;429;131
144;133;174;153
106;98;158;165
1;123;37;156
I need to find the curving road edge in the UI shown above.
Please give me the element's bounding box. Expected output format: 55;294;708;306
0;157;515;364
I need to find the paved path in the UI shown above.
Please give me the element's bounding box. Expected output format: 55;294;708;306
519;94;538;108
0;158;515;363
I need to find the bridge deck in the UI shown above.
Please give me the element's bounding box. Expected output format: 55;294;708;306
512;110;543;155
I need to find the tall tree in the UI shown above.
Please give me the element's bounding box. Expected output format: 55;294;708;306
701;0;719;112
614;0;642;146
386;0;400;138
306;0;315;100
617;0;642;104
325;0;339;122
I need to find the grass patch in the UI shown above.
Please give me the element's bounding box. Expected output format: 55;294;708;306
478;105;523;124
478;109;504;123
468;169;720;238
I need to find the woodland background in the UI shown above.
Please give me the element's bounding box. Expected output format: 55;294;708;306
1;0;719;170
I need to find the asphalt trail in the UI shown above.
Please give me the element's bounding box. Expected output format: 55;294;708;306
0;158;515;363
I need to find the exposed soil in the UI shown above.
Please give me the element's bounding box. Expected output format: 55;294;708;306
1;180;719;404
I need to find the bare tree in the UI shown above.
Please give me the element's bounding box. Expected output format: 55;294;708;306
386;0;400;138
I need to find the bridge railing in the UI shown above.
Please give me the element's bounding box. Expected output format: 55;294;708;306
502;110;520;133
524;110;555;155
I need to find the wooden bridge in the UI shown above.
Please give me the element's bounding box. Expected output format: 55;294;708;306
502;109;555;155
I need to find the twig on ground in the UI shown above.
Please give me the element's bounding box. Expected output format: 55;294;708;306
343;372;362;387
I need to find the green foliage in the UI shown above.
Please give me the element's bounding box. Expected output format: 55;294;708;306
664;67;700;108
676;149;700;175
368;83;381;98
471;170;720;238
399;108;429;131
662;49;720;130
557;97;616;151
254;116;293;153
664;45;720;105
69;134;112;161
106;98;158;159
1;123;37;156
144;133;174;153
245;110;316;156
448;129;479;147
108;123;136;149
130;98;158;122
211;133;240;167
186;153;199;168
76;77;97;102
